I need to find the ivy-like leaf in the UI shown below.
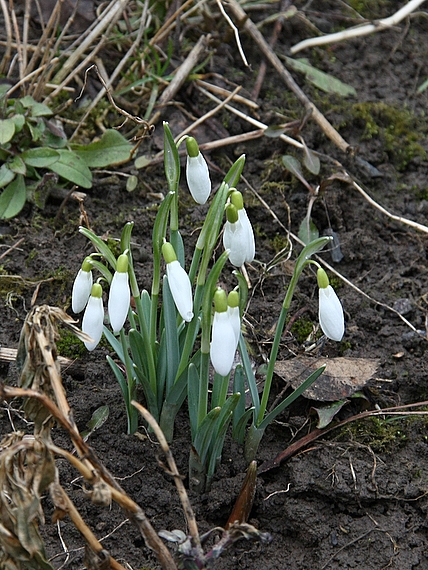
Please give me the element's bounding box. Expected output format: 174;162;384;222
0;174;26;218
48;149;92;188
0;118;16;144
298;214;319;244
21;147;60;168
20;96;53;116
282;154;313;193
0;164;15;188
72;129;132;167
9;155;27;175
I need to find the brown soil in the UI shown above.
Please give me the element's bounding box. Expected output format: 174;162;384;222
1;1;428;569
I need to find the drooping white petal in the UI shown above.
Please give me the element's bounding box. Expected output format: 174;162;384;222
210;311;236;377
82;295;104;351
166;260;194;322
319;285;344;341
238;208;255;262
227;305;241;350
186;153;211;204
223;219;248;267
72;268;93;313
108;271;130;333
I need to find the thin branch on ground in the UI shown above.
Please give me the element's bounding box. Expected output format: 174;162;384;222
291;0;427;54
132;401;203;556
226;0;352;154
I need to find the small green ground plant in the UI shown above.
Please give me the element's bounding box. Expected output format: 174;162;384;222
0;87;133;218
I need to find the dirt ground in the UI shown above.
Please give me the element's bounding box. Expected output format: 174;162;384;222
1;1;428;569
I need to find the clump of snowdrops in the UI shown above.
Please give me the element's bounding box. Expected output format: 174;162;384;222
72;122;345;491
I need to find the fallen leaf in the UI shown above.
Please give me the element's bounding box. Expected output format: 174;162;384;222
275;356;379;401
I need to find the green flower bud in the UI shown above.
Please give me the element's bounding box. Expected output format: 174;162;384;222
213;288;228;313
116;253;129;273
230;189;244;211
225;203;239;224
162;242;178;264
186;136;200;158
317;267;330;289
227;290;240;308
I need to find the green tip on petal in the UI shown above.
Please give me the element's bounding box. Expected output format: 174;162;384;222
91;283;103;298
227;290;239;308
230;190;244;210
81;257;92;272
225;203;239;224
213;287;228;313
317;267;330;289
186;136;199;158
116;253;129;273
162;241;178;264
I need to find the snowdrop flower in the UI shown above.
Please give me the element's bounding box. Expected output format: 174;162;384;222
108;254;131;334
72;257;93;313
185;136;211;204
227;290;241;351
210;288;237;377
82;283;104;351
162;242;193;322
317;268;344;341
223;190;255;267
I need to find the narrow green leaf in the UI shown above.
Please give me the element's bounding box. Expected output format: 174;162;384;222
295;235;332;275
79;227;117;270
193;407;221;463
417;77;428;94
72;129;132;167
188;363;200;440
0;118;16;144
284;56;357;97
163;122;180;192
224;154;246;188
162;276;180;393
260;365;326;430
0;174;26;218
21;147;60;167
48;149;92;188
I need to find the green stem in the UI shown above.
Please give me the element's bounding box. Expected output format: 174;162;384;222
120;328;138;434
198;351;210;428
211;372;229;409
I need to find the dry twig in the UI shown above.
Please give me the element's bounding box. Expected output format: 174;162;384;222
291;0;427;54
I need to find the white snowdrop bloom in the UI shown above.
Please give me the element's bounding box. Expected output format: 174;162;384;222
185;137;211;205
210;289;236;377
167;260;194;322
82;283;104;351
227;291;241;351
210;311;237;377
317;268;344;342
72;258;93;313
238;208;255;262
108;254;130;334
162;242;193;322
223;191;255;267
